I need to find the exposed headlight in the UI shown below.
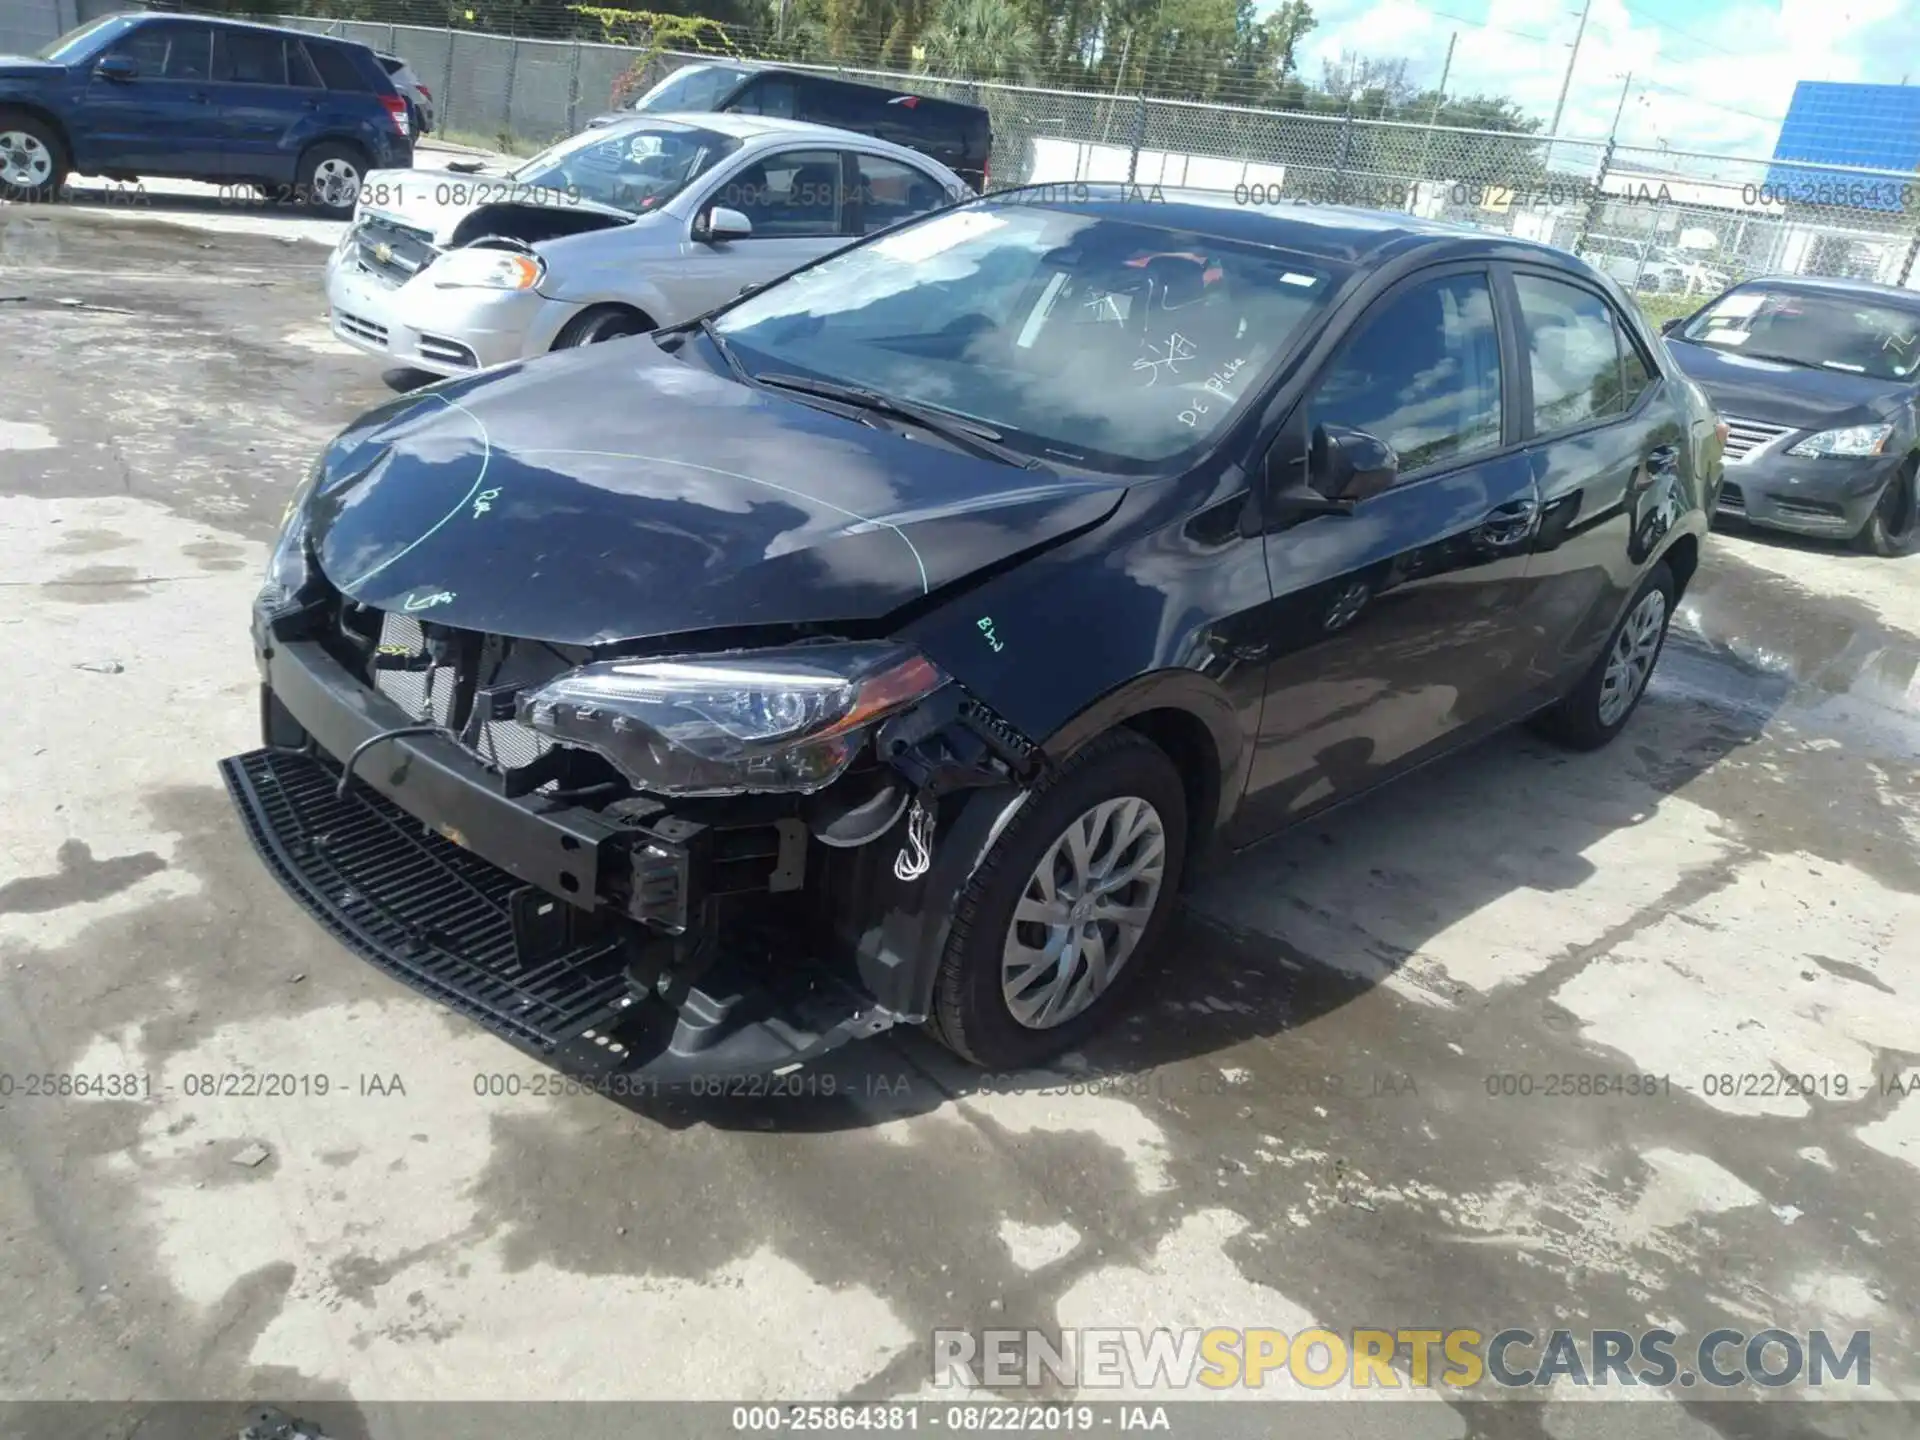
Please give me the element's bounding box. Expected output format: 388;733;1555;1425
518;642;948;796
430;247;543;291
256;457;323;618
1788;423;1892;457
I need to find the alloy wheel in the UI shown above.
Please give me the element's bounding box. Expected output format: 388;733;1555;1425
1001;795;1167;1030
1598;589;1667;727
0;131;53;190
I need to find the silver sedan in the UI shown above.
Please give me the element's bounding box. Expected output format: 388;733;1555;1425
323;112;969;377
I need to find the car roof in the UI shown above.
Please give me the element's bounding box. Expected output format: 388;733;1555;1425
668;57;982;108
986;186;1585;269
1726;273;1920;309
130;10;371;44
596;110;963;172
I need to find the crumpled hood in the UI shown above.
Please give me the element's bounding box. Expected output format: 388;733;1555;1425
310;341;1127;646
1666;338;1908;431
353;166;630;245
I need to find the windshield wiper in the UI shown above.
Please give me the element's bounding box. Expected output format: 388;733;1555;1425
1732;350;1822;370
755;373;1044;470
694;316;751;384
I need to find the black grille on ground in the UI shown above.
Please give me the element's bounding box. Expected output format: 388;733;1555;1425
221;747;631;1054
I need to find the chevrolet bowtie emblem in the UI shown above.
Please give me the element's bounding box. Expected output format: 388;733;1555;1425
372;241;393;264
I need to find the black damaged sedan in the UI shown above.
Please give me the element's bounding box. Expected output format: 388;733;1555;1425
1660;276;1919;555
227;189;1717;1079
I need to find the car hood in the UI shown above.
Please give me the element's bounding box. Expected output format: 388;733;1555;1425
354;166;632;244
0;55;62;79
308;341;1127;646
1665;338;1907;430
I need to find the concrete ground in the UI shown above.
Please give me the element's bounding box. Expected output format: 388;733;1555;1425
2;201;1918;1440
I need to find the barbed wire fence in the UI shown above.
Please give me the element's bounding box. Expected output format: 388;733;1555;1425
75;0;1920;299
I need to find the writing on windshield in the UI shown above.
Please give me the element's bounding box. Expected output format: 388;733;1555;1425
713;203;1341;471
1682;288;1920;381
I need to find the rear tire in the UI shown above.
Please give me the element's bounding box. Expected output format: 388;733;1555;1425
926;729;1188;1069
0;109;67;202
554;305;651;349
1852;460;1916;557
297;141;367;218
1530;561;1676;752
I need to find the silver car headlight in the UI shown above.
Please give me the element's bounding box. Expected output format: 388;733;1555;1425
518;642;948;797
1788;423;1892;458
429;247;544;291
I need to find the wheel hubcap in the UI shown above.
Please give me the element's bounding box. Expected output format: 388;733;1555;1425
1000;795;1167;1030
0;131;53;189
311;158;361;209
1598;589;1667;727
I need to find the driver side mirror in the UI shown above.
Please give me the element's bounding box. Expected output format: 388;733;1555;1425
94;54;138;82
1264;423;1398;521
1311;423;1398;502
1660;317;1682;335
695;205;753;243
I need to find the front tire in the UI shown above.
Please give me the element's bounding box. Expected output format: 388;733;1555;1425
554;305;651;348
0;110;67;202
926;729;1188;1069
1530;561;1676;751
1853;460;1916;557
297;141;366;218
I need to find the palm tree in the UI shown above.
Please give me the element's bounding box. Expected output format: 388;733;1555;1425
917;0;1038;83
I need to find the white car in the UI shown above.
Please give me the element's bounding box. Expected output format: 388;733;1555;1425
324;112;969;377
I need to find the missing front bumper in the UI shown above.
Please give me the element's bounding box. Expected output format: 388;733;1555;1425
220;746;898;1081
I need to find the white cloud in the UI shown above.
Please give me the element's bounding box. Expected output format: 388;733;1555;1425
1280;0;1919;156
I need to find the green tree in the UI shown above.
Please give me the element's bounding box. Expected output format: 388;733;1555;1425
917;0;1039;82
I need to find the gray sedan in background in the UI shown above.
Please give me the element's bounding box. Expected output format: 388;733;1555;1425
377;52;435;135
324;112;968;377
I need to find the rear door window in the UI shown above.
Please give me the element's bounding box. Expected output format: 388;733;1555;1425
213;29;289;86
730;75;796;118
848;152;951;234
287;41;323;89
1513;272;1636;434
305;40;370;92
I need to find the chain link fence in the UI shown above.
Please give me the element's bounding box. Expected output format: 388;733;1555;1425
58;3;1920;300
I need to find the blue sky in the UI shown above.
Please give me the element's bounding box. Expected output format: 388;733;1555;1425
1269;0;1917;154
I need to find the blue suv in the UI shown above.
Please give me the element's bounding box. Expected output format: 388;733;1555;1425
0;13;413;216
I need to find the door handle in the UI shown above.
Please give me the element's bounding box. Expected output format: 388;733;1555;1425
187;89;210;103
1475;498;1539;548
